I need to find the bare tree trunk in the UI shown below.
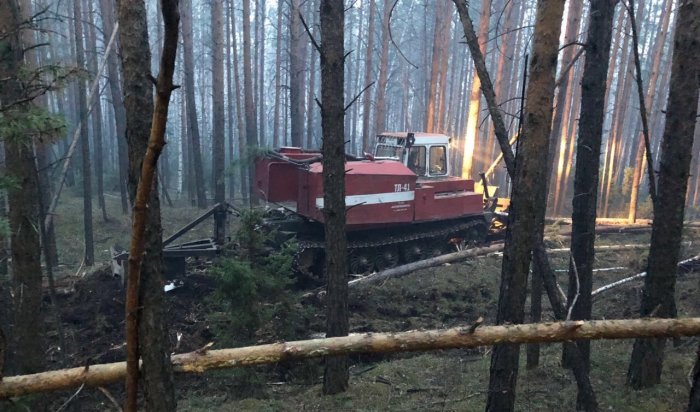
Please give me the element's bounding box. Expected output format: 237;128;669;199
181;0;207;208
99;0;130;215
227;0;247;199
225;0;236;198
484;0;566;409
243;0;259;203
258;0;266;146
117;0;178;409
461;0;491;178
212;0;226;243
319;0;349;395
628;0;673;221
290;0;307;147
563;4;617;408
360;0;376;150
628;0;699;389
73;0;95;266
273;1;282;147
0;0;44;378
306;0;318;148
374;0;391;135
87;0;108;222
549;0;583;215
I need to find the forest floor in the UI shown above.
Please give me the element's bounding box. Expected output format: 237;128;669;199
14;192;700;411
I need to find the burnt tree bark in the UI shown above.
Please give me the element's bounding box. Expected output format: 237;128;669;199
563;2;617;408
117;0;178;409
483;0;565;409
319;0;349;395
627;0;699;390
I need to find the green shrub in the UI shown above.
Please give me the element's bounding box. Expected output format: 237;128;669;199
209;209;299;346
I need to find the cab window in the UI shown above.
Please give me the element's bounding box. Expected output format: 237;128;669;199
407;146;426;176
429;146;447;175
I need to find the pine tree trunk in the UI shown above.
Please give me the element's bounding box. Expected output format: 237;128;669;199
306;0;318;148
290;0;307;147
225;0;236;198
117;0;177;409
273;1;283;147
628;0;699;389
564;3;617;408
549;0;583;214
257;0;266;146
0;0;44;377
374;0;391;135
243;0;259;203
181;0;207;208
99;0;130;214
485;0;565;409
73;0;95;266
461;0;490;178
320;0;349;395
628;0;673;221
227;0;248;199
212;0;226;244
360;0;376;150
86;0;108;222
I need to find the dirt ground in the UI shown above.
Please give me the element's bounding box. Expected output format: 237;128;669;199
3;215;700;411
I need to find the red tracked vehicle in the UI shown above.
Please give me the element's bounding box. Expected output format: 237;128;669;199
254;132;495;276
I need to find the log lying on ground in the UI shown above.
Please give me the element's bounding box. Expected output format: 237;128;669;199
343;243;657;291
2;317;700;398
346;243;505;288
592;254;700;297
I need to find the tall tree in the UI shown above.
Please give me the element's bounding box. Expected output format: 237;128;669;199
290;0;307;146
86;0;108;222
360;0;376;150
181;0;207;208
564;0;617;402
116;0;177;409
628;0;673;221
319;0;349;395
461;0;491;178
73;0;95;266
212;0;226;243
485;0;565;410
628;0;699;389
374;0;392;134
272;1;283;147
0;0;44;377
99;0;130;215
243;0;259;201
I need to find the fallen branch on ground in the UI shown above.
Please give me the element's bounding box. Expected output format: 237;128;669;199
592;254;700;297
1;317;700;398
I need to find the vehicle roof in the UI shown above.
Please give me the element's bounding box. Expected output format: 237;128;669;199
378;132;450;145
308;160;416;176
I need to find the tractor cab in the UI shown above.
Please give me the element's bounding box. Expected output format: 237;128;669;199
374;132;451;179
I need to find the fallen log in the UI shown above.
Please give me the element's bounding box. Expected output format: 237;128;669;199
1;317;700;398
343;243;658;291
592;254;700;297
347;243;505;288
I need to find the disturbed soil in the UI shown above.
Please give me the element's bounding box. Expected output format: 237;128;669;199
3;223;700;411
